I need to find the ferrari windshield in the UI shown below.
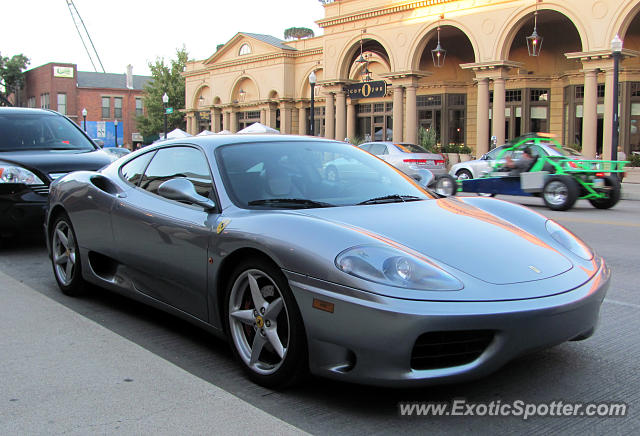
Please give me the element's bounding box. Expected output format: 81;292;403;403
0;113;96;152
216;140;435;208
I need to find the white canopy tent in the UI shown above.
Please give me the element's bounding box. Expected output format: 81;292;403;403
197;130;215;136
166;128;191;139
237;122;280;134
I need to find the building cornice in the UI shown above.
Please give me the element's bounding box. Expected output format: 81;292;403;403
565;48;640;61
184;48;323;76
317;0;462;28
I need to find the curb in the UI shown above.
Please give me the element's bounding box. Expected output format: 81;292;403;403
621;183;640;201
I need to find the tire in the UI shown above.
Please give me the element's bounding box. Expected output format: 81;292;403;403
224;257;307;389
325;165;339;182
542;175;579;211
455;169;473;181
433;174;457;196
50;214;86;296
588;175;621;209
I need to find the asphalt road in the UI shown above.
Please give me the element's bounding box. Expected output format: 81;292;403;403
1;197;639;435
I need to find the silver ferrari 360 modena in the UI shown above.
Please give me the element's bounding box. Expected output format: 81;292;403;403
45;135;609;388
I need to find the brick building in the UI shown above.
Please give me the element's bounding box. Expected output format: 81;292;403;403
23;63;151;148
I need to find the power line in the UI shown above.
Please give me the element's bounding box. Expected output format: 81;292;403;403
65;0;105;73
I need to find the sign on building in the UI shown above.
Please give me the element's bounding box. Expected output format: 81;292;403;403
346;81;387;99
53;66;74;78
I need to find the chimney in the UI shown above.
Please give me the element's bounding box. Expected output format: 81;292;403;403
126;64;133;89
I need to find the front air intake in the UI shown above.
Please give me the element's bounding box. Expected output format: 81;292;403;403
411;330;494;370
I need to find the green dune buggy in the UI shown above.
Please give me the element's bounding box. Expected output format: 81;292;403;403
439;134;627;211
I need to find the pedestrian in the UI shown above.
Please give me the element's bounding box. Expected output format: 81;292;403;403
617;146;627;181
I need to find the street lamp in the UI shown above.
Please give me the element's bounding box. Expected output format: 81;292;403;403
114;119;119;147
82;108;87;131
162;92;169;139
431;25;446;68
309;70;316;136
527;2;543;57
611;34;623;162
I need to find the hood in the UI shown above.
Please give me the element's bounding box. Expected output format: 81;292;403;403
298;197;572;286
0;149;113;182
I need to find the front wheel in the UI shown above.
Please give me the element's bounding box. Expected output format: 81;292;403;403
225;258;307;389
455;169;473;181
543;175;579;211
50;214;86;296
433;174;457;196
588;176;621;209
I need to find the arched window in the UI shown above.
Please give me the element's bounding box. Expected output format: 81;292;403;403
239;44;251;56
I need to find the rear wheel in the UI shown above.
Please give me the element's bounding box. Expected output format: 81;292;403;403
50;214;86;296
588;175;621;209
433;174;457;196
225;258;307;389
542;175;579;211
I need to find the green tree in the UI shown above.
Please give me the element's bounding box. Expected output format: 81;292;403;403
136;47;188;139
0;53;30;105
418;126;437;152
284;27;315;40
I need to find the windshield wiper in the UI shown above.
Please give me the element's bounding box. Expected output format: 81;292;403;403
247;198;335;208
358;194;422;205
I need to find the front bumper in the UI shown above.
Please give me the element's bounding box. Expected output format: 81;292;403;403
0;184;48;235
287;260;610;387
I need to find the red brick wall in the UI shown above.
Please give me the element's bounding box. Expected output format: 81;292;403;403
77;88;145;148
24;63;78;120
23;63;146;149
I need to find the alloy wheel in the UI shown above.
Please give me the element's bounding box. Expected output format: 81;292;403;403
228;269;290;375
52;220;77;286
544;180;568;206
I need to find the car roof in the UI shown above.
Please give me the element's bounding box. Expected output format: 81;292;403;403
0;107;62;116
146;134;344;152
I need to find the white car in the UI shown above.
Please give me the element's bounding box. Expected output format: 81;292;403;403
450;145;513;180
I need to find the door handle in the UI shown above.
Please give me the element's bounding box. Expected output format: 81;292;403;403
116;192;128;199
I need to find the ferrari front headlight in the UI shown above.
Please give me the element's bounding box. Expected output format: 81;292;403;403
0;163;44;185
335;245;463;291
545;220;593;260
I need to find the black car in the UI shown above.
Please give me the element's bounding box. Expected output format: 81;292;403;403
0;108;115;236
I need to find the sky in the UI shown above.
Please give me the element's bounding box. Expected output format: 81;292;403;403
2;0;326;77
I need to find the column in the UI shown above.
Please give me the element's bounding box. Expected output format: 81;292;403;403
603;67;615;160
299;106;307;135
476;78;490;156
392;85;404;143
266;105;276;128
230;111;238;133
211;108;221;132
186;113;193;135
492;77;506;147
405;85;417;144
260;108;266;125
335;91;346;141
280;103;292;134
347;99;356;140
582;69;598;159
222;111;229;131
325;92;335;140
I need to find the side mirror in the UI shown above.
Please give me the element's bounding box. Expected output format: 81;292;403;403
411;169;434;188
158;178;216;210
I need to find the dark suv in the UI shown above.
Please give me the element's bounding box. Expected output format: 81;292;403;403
0;108;115;236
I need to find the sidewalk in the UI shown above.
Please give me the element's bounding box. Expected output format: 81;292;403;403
622;167;640;201
0;270;306;435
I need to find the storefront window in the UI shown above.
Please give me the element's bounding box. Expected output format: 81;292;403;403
236;111;260;131
356;102;392;142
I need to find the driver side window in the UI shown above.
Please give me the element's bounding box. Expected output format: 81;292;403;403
140;146;213;198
